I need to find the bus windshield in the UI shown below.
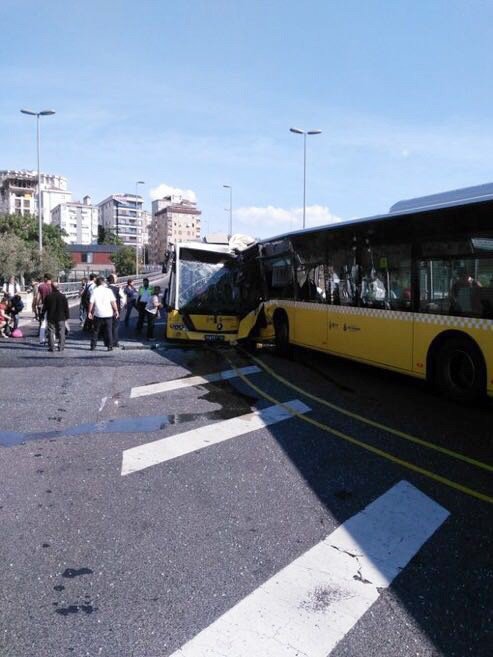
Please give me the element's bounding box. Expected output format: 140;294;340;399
178;247;238;315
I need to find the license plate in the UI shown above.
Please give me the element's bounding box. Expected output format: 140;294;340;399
204;334;225;342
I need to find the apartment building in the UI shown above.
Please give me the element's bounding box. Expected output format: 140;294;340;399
0;170;71;223
142;210;151;247
148;196;201;264
51;195;98;245
97;193;144;248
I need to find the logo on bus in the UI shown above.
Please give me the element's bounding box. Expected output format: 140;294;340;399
343;323;361;332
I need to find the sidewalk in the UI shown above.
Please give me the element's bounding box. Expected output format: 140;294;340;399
13;300;167;351
17;295;80;328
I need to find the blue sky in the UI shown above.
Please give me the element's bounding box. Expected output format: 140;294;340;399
2;0;493;238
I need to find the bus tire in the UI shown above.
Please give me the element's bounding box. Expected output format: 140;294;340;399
274;313;290;357
435;336;486;403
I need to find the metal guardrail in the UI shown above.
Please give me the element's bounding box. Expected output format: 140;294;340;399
57;271;165;298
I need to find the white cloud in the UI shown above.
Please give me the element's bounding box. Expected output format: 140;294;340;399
236;204;341;232
150;183;197;202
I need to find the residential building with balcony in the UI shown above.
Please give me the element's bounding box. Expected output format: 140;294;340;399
51;195;98;245
97;193;144;248
0;170;71;223
148;195;201;264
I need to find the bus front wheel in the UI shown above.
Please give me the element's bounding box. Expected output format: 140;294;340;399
435;337;486;403
274;313;290;357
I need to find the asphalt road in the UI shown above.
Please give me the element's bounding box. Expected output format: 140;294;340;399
0;303;491;657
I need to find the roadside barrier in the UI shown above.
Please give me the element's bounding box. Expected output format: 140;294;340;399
57;270;164;298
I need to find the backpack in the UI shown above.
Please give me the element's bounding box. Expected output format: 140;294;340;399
11;328;23;338
12;296;24;312
81;283;93;308
109;284;121;312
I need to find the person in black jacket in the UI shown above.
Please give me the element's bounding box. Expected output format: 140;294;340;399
44;281;70;352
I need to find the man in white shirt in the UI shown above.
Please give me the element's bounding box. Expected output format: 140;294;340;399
88;277;119;351
2;276;20;299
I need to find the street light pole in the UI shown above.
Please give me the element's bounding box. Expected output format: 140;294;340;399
289;127;322;229
20;109;56;255
223;184;232;236
135;181;145;275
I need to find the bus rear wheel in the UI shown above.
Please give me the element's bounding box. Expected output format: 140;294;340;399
274;314;290;357
435;337;486;403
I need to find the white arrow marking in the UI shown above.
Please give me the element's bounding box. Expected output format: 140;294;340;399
170;480;449;657
130;365;261;398
121;399;310;475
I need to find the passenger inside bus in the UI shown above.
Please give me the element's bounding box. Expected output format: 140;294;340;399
450;268;482;315
326;266;340;304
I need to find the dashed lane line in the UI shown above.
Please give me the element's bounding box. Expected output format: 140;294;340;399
169;480;449;657
129;365;261;398
121;399;310;476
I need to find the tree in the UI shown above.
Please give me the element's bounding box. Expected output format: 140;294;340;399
111;246;136;277
98;225;123;245
0;213;72;282
0;234;37;284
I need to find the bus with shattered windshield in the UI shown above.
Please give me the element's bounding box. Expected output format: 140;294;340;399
165;183;493;402
164;236;260;343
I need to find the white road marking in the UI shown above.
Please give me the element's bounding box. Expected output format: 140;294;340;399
121;399;309;475
130;365;261;398
98;396;108;413
170;480;449;657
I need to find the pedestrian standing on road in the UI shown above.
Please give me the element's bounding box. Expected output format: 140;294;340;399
136;278;151;335
36;274;53;345
88;276;119;351
2;276;20;299
81;274;97;332
44;281;70;352
31;279;40;321
8;294;24;330
145;285;162;341
78;277;88;325
107;274;126;348
123;279;138;326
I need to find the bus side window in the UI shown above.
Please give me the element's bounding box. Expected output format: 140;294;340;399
326;231;359;307
297;265;325;303
338;265;354;305
420;257;493;317
264;256;295;300
360;241;411;311
325;266;340;305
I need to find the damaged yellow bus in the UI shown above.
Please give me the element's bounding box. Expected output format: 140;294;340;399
244;183;493;402
164;237;260;344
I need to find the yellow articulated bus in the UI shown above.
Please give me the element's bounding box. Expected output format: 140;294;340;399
165;238;259;344
243;183;493;402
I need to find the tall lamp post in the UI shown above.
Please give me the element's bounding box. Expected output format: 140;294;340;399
135;181;145;275
289;127;322;229
20;109;56;254
223;184;232;237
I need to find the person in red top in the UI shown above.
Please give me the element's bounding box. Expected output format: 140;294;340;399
0;296;11;338
36;273;53;344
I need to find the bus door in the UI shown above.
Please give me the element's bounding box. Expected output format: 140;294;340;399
325;241;414;372
344;244;414;372
293;263;328;348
